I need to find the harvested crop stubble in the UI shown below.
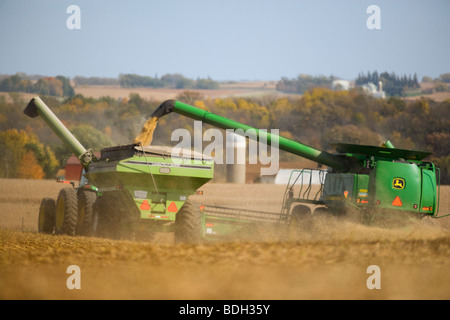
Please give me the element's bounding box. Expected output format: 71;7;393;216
1;179;449;299
0;228;449;299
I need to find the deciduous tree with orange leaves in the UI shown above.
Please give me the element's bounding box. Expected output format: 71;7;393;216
0;129;58;179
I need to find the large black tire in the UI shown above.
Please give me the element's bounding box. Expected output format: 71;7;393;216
289;204;312;235
290;205;312;226
77;189;97;236
311;206;339;230
312;207;336;221
55;188;78;236
174;200;202;244
38;198;56;234
92;195;121;239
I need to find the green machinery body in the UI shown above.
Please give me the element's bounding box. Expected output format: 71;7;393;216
24;97;444;241
152;100;443;237
86;144;213;226
24;97;213;239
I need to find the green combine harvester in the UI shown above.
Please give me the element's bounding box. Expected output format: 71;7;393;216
24;97;445;243
151;99;446;234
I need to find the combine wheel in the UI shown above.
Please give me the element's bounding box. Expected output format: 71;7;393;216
313;207;336;220
290;205;312;226
38;198;56;234
174;200;202;244
312;206;337;227
289;204;313;236
55;188;78;236
77;190;97;236
313;207;329;217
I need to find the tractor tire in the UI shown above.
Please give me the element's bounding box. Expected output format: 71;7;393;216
38;198;56;234
55;188;78;236
92;195;121;239
312;206;338;229
313;207;329;217
289;205;312;234
174;200;202;244
313;207;335;221
77;189;97;236
290;205;312;225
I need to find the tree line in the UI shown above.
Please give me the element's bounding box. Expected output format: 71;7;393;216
0;74;74;97
355;71;419;96
275;74;336;94
0;72;221;94
0;88;449;183
118;73;220;89
73;76;120;86
274;71;426;97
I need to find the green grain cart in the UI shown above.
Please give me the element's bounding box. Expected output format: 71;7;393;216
151;99;446;238
24;97;214;243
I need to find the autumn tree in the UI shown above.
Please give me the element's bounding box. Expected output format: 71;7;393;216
276;74;335;94
53;124;114;161
0;129;58;179
17;151;45;179
176;91;205;105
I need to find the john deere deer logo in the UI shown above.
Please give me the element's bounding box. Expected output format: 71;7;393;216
393;178;405;189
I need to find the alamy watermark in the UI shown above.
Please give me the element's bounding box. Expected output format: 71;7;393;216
170;120;280;176
66;5;81;30
66;265;81;289
366;265;381;289
366;5;381;30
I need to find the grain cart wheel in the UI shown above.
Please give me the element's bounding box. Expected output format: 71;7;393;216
289;205;312;232
38;198;56;234
92;195;121;239
77;190;97;236
174;200;202;244
55;188;78;236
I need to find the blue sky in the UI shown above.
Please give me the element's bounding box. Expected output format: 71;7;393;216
0;0;449;81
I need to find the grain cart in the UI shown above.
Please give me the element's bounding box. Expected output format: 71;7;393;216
150;99;445;238
24;97;214;243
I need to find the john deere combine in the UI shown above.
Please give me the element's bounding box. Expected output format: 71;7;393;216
151;100;444;236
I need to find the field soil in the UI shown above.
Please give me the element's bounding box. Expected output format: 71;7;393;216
73;82;450;102
0;178;449;300
73;81;284;101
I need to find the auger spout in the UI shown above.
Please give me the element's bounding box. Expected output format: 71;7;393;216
24;97;96;169
151;100;350;171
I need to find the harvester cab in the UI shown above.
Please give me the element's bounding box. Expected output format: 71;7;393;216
281;141;440;225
